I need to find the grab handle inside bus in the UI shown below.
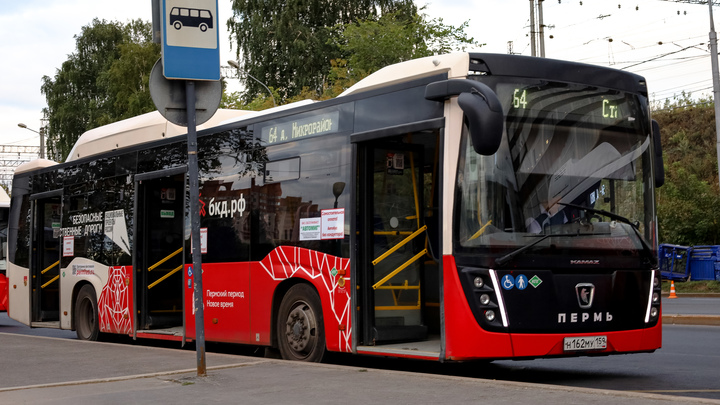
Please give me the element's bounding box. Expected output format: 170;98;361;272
425;79;504;156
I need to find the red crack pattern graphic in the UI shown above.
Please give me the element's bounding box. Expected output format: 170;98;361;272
259;247;352;352
98;266;132;335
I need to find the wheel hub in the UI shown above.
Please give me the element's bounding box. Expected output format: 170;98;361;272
285;302;316;354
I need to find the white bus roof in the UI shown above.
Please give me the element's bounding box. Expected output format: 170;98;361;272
339;53;470;97
57;53;471;164
66;109;255;162
14;158;60;175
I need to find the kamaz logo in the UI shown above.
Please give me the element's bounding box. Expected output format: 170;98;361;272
570;260;599;265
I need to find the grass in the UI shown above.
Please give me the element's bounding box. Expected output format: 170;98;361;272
661;280;720;293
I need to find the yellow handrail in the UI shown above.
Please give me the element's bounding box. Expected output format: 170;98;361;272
41;275;59;289
41;260;59;275
373;230;413;236
148;247;183;271
148;264;183;289
372;225;427;266
409;152;421;229
372;249;427;290
469;220;493;241
375;280;422;310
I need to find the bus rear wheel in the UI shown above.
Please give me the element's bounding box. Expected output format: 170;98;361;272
277;284;325;362
75;284;99;341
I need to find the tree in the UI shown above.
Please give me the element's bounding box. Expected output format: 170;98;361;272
41;19;159;162
652;94;720;245
103;21;160;121
228;0;415;103
340;8;481;75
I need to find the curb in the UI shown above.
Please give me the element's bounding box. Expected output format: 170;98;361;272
662;314;720;326
661;293;720;298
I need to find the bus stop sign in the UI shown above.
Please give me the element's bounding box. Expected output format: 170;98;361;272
161;0;220;81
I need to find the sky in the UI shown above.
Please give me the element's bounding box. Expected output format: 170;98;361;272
0;0;718;150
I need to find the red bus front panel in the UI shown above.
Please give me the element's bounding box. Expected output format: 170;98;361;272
443;255;661;360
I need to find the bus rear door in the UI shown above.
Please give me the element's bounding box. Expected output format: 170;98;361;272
134;171;186;339
30;193;62;326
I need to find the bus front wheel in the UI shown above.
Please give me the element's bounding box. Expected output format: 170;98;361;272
277;284;325;362
75;284;100;341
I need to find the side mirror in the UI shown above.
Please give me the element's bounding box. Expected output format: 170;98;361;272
426;79;505;156
651;119;664;188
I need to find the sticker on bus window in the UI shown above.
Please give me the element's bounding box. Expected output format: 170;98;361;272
321;209;344;240
386;153;404;175
161;188;176;201
300;217;322;241
63;236;74;257
201;228;207;254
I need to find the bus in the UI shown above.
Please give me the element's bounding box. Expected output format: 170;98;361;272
169;7;214;32
0;187;8;311
7;52;663;362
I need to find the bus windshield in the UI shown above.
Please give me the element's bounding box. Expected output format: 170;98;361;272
455;78;656;268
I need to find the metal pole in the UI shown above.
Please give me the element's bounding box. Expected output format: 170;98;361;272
39;127;45;160
709;1;720;191
530;0;537;57
538;0;546;57
186;80;207;377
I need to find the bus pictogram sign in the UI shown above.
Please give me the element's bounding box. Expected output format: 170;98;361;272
161;0;220;81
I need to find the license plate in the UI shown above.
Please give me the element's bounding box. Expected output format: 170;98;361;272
563;336;607;352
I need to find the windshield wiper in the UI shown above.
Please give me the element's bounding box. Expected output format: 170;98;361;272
558;202;637;228
495;234;558;267
558;202;657;266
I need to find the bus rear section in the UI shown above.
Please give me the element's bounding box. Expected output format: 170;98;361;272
0;187;9;311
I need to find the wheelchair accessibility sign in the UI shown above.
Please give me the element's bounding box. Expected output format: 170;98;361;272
501;274;530;290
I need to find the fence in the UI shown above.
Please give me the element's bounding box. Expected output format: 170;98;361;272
659;244;720;281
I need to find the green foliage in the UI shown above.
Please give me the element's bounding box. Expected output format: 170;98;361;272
228;1;479;104
103;22;160;121
229;0;447;103
653;94;720;245
341;8;481;74
41;19;159;162
229;0;395;103
657;165;720;245
661;280;720;293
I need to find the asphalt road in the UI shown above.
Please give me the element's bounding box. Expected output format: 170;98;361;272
1;312;718;401
663;297;720;315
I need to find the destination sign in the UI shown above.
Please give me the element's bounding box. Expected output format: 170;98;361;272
259;111;340;145
509;86;626;122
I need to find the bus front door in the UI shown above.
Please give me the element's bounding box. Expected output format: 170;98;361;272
31;196;61;325
135;174;185;335
358;131;440;346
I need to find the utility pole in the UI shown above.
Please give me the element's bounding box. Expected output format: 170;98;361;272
530;0;537;56
538;0;546;57
709;1;720;191
529;0;546;57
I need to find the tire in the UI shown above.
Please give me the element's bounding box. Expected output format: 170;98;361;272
174;21;182;30
199;23;208;32
75;284;100;341
277;284;326;362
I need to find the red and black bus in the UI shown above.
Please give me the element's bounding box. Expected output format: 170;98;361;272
7;53;663;361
